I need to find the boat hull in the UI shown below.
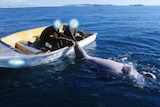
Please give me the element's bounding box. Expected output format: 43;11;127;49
0;32;97;68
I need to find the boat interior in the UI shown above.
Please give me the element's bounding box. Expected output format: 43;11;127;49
0;26;92;55
1;27;46;54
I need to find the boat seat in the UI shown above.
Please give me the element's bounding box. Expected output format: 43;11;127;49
15;40;42;54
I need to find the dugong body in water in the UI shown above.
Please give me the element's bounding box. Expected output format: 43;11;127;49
74;43;156;81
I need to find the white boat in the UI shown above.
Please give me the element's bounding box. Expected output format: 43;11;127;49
0;26;97;68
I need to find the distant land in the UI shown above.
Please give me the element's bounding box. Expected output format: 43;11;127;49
66;4;115;6
129;4;144;6
0;4;145;8
0;4;114;8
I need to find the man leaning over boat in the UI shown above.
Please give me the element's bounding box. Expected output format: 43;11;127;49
34;24;85;51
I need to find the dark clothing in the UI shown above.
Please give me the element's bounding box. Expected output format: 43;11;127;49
39;26;73;51
40;26;58;44
63;26;76;40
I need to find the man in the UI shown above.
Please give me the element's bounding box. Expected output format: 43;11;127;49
39;26;73;51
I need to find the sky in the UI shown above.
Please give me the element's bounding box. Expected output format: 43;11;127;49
1;0;160;7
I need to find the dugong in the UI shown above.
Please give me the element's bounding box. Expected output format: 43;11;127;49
74;43;156;81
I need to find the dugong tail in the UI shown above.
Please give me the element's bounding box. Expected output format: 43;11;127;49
74;43;90;60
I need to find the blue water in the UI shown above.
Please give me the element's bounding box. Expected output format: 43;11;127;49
0;6;160;107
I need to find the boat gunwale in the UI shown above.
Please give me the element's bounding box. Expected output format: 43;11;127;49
0;33;97;58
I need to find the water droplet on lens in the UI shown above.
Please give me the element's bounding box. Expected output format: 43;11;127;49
54;20;62;29
69;19;79;29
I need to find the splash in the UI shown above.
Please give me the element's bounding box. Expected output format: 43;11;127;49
122;62;146;87
123;61;158;89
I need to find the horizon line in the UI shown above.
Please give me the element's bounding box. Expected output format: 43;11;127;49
0;4;160;8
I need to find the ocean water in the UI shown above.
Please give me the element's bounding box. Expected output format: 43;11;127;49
0;6;160;107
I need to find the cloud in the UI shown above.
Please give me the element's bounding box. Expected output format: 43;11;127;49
1;0;34;6
2;0;24;3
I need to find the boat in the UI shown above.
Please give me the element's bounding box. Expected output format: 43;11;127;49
0;26;97;68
